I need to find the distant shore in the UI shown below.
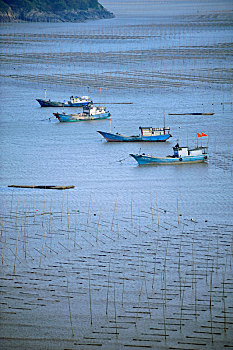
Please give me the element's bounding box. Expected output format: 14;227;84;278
0;7;114;23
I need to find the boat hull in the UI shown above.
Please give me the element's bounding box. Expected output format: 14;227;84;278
130;154;209;165
54;112;111;122
98;131;171;142
37;99;92;107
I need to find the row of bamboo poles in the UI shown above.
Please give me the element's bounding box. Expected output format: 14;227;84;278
0;191;232;348
1;19;232;95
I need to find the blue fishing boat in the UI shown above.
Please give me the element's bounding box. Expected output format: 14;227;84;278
97;127;171;142
130;143;209;165
37;95;92;107
53;105;111;122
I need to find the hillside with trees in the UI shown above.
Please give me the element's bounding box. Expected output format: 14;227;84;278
0;0;114;22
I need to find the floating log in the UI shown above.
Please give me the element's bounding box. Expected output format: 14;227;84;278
8;185;75;190
168;113;214;115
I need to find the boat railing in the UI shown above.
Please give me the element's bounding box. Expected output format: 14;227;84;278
139;126;170;131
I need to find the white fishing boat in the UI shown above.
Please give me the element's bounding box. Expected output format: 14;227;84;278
53;105;111;122
130;143;209;165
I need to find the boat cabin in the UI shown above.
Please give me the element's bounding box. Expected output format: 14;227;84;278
70;96;91;103
189;147;208;156
173;144;208;158
83;105;106;115
139;127;170;136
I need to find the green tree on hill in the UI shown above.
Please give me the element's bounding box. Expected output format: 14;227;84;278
1;0;101;12
0;0;113;22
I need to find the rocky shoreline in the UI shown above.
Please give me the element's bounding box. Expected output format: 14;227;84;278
0;7;114;23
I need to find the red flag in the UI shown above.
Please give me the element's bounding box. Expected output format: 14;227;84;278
197;132;208;137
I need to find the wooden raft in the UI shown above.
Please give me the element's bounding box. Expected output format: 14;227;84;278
8;185;75;190
168;112;214;115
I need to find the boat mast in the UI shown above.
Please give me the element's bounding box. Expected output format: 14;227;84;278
178;126;181;145
163;111;165;133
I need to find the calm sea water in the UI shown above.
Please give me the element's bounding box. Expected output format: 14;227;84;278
1;7;232;221
0;1;233;349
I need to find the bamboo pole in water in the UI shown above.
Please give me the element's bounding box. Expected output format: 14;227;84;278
42;194;46;227
131;193;133;227
96;207;102;242
121;250;126;307
2;202;6;245
67;277;75;337
138;200;141;235
40;221;47;267
88;268;93;325
194;263;198;320
87;193;92;227
13;229;19;275
152;239;159;290
156;192;159;228
106;258;111;315
206;243;210;283
24;210;27;259
162;271;167;343
74;212;77;247
1;222;3;265
222;273;227;333
49;210;53;253
209;265;214;344
150;190;154;224
214;135;217;168
231;145;232;176
111;197;117;231
33;192;36;223
10;191;14;218
114;282;118;338
135;248;141;327
179;275;186;332
15;197;19;226
67;193;70;237
61;192;65;222
177;191;179;225
116;202;119;239
141;260;151;318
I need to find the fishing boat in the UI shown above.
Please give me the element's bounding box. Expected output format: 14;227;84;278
130;143;209;165
36;95;92;107
97;126;172;142
53;105;111;122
